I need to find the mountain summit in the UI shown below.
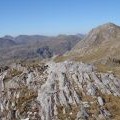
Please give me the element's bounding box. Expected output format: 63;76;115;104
68;23;120;63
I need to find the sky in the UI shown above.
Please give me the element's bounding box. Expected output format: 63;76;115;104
0;0;120;36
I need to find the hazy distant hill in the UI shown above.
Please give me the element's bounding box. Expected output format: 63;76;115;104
0;34;84;64
14;35;49;44
0;38;16;48
2;35;15;40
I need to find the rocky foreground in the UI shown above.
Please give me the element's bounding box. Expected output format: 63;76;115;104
0;61;120;120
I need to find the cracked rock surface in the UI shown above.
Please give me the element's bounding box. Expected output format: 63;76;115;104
0;61;120;120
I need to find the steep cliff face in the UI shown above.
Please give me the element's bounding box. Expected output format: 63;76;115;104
0;61;120;120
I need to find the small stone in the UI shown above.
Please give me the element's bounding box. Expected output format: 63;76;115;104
97;96;104;106
21;118;29;120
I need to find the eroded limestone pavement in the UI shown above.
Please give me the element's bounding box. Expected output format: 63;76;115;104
0;61;120;120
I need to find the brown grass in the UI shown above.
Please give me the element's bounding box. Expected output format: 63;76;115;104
103;95;120;120
16;86;38;114
57;105;79;120
4;68;22;81
95;64;120;77
54;55;70;63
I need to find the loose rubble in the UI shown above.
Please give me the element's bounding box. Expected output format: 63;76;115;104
0;61;120;120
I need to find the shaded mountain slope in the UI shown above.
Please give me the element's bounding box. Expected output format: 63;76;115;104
0;38;16;48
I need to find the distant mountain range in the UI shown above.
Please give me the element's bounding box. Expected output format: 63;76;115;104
0;34;84;65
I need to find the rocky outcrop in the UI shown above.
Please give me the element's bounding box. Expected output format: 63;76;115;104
36;46;53;58
0;61;120;119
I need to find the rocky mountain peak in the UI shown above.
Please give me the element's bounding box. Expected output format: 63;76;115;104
87;23;119;39
90;22;120;35
99;22;118;28
68;23;120;62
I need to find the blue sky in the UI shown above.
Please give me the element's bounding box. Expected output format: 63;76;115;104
0;0;120;36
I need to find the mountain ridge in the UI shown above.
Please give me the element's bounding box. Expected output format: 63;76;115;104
0;34;84;65
0;38;17;48
66;23;120;64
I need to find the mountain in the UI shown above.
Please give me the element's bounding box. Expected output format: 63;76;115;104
0;24;120;120
68;23;120;64
2;35;15;40
0;38;16;48
14;35;49;44
0;34;84;65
